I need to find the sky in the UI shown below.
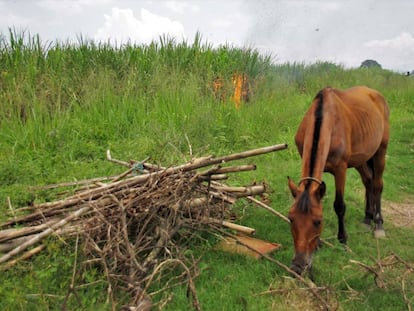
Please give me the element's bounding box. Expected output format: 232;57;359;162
1;0;413;72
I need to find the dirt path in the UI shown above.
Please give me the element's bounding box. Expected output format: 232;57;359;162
383;199;414;229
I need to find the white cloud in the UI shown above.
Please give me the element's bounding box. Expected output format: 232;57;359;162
94;7;185;44
37;0;84;14
318;1;342;12
164;1;200;14
37;0;113;13
365;32;414;50
0;3;30;28
211;19;233;29
362;32;414;71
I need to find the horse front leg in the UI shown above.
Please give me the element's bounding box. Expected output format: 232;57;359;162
333;168;347;244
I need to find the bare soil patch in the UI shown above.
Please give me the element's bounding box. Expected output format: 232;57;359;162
383;199;414;229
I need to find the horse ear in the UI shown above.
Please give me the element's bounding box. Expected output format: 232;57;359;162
317;181;326;200
287;176;298;198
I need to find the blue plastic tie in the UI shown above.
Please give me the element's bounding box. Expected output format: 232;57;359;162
132;162;145;175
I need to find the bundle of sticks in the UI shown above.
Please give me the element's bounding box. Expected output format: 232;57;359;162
0;144;287;310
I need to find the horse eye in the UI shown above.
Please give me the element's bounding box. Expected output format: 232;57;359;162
313;220;321;228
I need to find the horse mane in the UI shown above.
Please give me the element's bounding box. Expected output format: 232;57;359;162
296;89;327;213
297;189;311;213
309;90;324;176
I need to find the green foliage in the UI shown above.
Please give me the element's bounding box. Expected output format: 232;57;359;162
1;30;413;310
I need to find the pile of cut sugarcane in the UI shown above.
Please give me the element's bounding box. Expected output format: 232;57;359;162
0;144;287;310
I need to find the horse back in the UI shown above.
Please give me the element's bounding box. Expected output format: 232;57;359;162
332;86;389;153
295;86;389;173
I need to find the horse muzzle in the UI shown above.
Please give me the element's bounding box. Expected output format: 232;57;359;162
290;252;313;275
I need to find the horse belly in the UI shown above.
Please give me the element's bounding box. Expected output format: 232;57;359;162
347;153;375;168
345;105;386;166
325;128;381;170
347;134;383;167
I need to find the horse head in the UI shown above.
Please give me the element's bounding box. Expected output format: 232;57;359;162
287;177;326;275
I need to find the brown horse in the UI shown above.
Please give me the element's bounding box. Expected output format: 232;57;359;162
287;86;389;275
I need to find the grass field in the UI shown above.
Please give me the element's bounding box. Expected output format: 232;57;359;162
1;31;413;310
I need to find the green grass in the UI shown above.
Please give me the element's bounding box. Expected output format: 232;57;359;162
1;30;414;310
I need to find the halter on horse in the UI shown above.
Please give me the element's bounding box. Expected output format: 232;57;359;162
288;86;389;275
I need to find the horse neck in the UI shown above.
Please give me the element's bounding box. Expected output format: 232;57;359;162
300;95;334;180
301;134;331;180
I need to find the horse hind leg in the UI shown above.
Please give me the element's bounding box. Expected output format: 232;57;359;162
372;147;387;238
358;151;387;238
356;161;375;230
333;167;348;244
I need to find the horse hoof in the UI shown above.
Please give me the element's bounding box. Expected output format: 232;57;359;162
374;229;386;238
